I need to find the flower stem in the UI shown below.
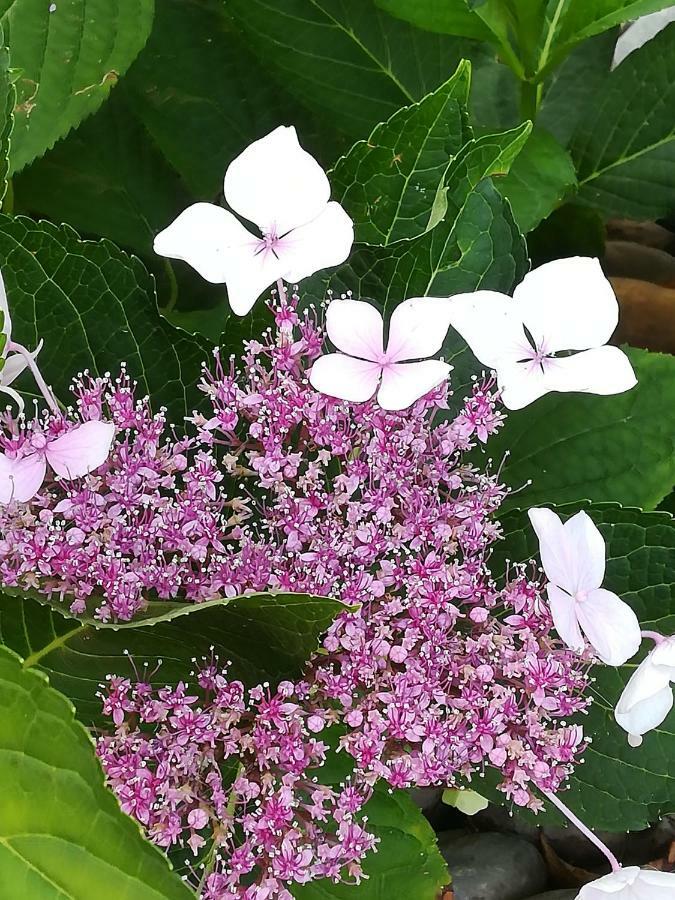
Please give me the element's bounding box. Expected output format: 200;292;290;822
641;629;664;645
542;788;621;873
8;341;60;415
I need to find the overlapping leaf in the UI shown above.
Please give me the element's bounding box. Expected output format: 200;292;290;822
14;91;192;255
226;0;482;139
0;215;209;422
539;0;675;73
318;123;530;307
487;348;675;512
572;21;675;218
0;590;341;728
2;0;155;173
0;645;194;899
491;504;675;831
330;63;472;245
126;0;333;197
374;0;490;41
496;127;577;232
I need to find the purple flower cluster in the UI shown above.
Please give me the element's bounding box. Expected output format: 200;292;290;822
98;666;375;899
0;296;591;896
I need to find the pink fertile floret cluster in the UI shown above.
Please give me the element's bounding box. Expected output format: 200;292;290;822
0;297;591;896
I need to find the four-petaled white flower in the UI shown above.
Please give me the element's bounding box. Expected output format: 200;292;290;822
528;508;641;666
445;257;637;409
576;866;675;898
0;270;42;412
614;636;675;747
153;126;354;316
309;297;453;410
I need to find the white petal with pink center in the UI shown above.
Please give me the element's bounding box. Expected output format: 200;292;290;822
528;508;641;665
445;257;637;409
309;297;453;410
154;126;354;316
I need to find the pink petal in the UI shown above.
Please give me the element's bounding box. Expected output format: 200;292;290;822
377;360;450;410
561;511;606;592
309;353;382;403
324;299;385;361
528;508;576;594
0;452;47;503
546;584;584;653
385;297;455;362
46;421;115;479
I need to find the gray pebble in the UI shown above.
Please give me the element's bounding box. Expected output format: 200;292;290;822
437;830;548;900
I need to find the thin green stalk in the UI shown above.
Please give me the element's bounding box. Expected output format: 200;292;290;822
3;177;13;215
519;79;541;122
161;258;179;314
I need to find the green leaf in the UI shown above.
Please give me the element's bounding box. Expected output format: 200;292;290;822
373;0;492;40
0;590;341;728
0;644;194;900
491;503;675;832
125;0;334;200
295;751;449;899
572;22;675;219
330;63;472;246
496;127;577;232
226;0;485;140
539;0;675;73
486;347;675;512
0;215;210;422
13;91;192;255
320;176;528;308
3;0;155;173
537;29;617;147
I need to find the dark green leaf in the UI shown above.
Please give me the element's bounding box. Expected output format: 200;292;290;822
491;503;675;831
330;63;472;245
0;215;210;422
227;0;485;140
538;29;617;147
0;590;341;728
0;644;194;899
13;91;192;255
3;0;155;173
487;348;675;512
572;21;675;218
318;177;528;307
124;0;334;198
496;127;577;232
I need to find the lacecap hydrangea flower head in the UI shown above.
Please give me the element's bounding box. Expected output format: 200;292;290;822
0;125;669;899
